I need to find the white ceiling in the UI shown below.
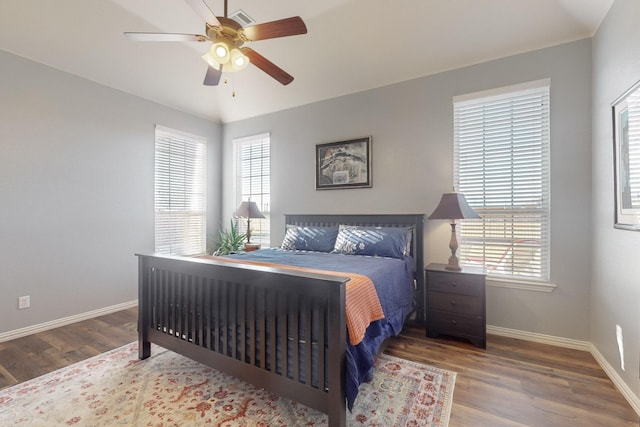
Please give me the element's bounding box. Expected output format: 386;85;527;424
0;0;613;124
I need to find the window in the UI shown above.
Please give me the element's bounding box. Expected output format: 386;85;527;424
234;133;270;246
154;125;206;256
453;79;550;282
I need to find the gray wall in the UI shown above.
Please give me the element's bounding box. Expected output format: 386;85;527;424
223;39;593;341
0;50;222;334
592;0;640;403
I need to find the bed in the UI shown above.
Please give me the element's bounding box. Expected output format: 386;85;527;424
137;213;424;427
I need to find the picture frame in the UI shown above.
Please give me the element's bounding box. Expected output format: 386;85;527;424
315;137;372;190
612;80;640;230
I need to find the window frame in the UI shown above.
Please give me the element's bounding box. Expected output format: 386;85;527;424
453;79;552;288
154;125;207;256
233;133;271;247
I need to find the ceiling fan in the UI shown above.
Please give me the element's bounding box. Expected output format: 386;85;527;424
125;0;307;86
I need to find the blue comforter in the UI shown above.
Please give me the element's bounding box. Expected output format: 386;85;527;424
224;248;415;409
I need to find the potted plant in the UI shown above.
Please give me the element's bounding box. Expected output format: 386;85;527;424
212;219;246;255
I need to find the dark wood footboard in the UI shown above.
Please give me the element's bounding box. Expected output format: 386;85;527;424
137;253;348;427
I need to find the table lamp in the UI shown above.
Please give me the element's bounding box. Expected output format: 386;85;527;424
428;191;480;271
235;200;265;246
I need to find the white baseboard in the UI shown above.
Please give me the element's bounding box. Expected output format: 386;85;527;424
590;344;640;416
486;324;591;351
487;324;640;417
0;300;138;343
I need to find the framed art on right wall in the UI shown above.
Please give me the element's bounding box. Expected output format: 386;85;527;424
612;80;640;231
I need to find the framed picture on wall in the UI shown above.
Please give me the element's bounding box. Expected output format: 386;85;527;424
612;79;640;230
315;137;372;190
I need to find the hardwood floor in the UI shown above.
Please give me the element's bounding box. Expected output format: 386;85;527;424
0;308;637;426
386;328;639;427
0;308;138;389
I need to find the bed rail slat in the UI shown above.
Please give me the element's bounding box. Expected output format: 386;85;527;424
197;277;204;346
269;291;277;373
278;291;287;378
230;283;237;359
221;281;228;356
215;280;222;353
160;272;166;334
240;284;247;361
203;278;210;349
183;274;188;339
318;302;326;391
248;285;255;364
259;287;267;369
194;277;199;343
290;293;300;382
303;297;311;386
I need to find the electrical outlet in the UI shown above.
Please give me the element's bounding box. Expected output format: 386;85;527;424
18;295;30;310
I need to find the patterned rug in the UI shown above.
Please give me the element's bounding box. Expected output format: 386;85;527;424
0;342;455;426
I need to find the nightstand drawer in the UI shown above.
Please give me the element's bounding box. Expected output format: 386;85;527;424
425;263;486;348
428;292;483;315
427;271;483;296
428;311;484;337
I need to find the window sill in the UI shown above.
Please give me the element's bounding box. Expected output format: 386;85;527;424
486;276;557;293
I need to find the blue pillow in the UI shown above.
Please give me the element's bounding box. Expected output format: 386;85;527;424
281;225;339;252
332;225;409;259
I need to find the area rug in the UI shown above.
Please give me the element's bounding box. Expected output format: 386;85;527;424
0;342;455;426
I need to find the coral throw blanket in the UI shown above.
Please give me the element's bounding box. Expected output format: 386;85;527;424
204;256;385;345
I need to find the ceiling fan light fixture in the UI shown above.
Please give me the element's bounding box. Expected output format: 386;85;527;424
229;48;249;71
201;52;221;69
210;41;230;64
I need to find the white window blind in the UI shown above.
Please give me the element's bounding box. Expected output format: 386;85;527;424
619;90;640;211
234;133;270;246
453;80;550;282
155;125;207;256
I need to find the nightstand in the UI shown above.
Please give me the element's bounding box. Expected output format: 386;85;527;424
425;263;486;348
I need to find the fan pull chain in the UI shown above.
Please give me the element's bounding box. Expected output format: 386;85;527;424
222;76;237;98
223;76;234;96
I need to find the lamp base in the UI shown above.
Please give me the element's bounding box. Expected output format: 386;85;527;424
445;222;462;271
244;243;260;252
445;255;462;271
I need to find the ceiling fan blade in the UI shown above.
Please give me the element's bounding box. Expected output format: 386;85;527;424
241;16;307;41
242;47;294;85
124;32;207;42
185;0;221;27
203;66;222;86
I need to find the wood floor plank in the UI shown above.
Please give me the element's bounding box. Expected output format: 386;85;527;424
451;404;531;427
0;308;637;427
386;326;639;427
0;362;17;389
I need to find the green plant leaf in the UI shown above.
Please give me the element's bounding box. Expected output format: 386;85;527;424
213;219;246;255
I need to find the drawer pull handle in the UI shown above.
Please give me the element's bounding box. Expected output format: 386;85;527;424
450;300;457;306
451;319;457;325
451;281;457;286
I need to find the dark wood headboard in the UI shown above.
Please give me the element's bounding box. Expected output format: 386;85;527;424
284;213;425;324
